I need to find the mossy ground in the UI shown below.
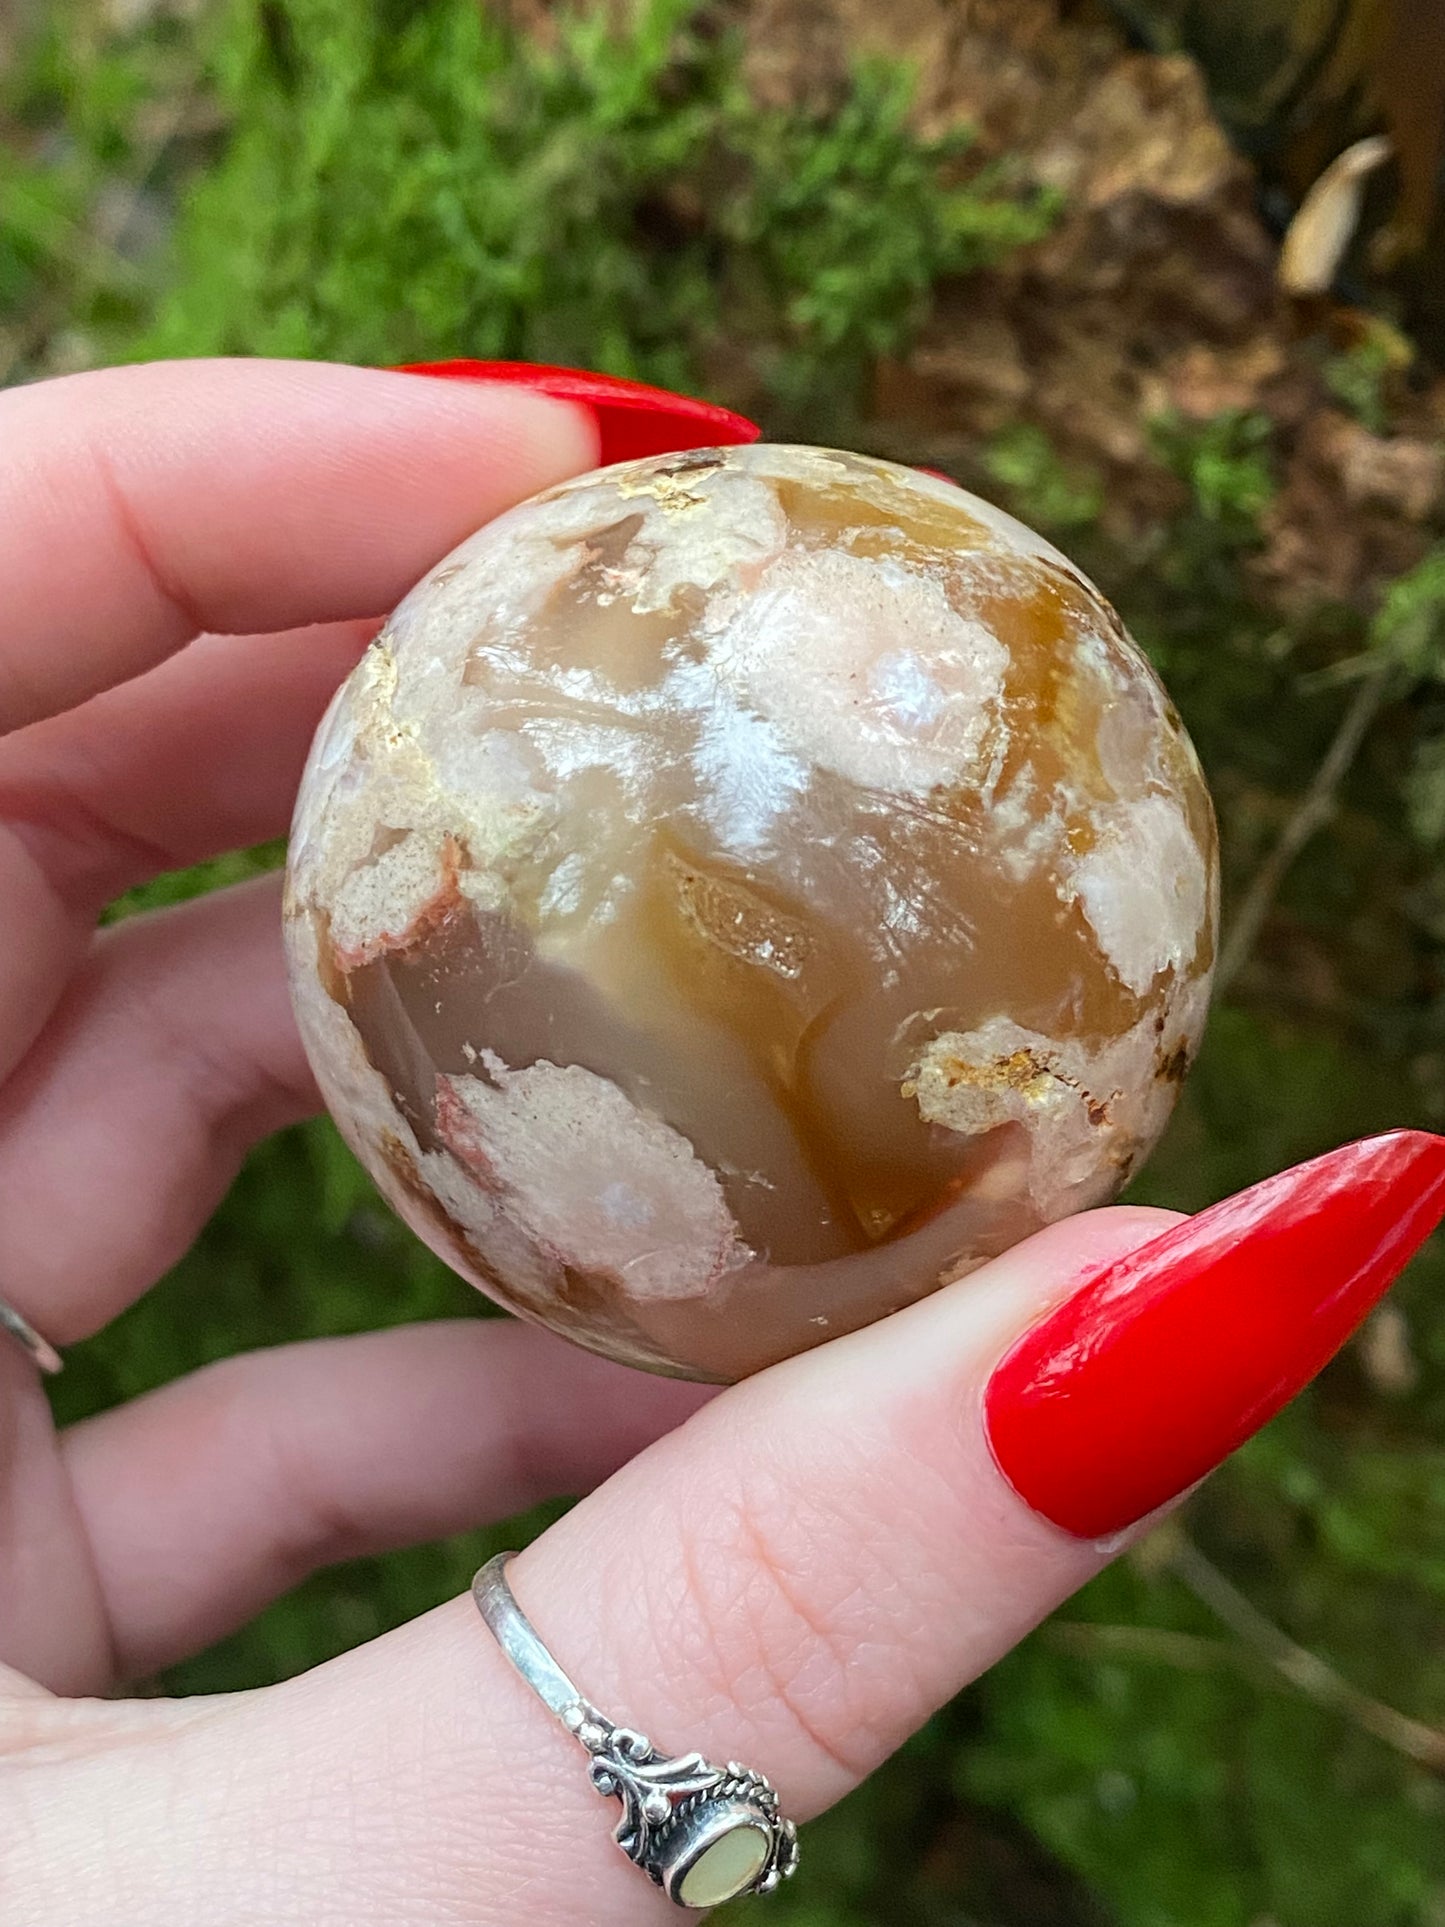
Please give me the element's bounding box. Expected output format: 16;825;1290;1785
6;4;1445;1922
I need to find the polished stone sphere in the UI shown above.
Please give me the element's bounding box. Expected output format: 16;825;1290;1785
285;445;1217;1381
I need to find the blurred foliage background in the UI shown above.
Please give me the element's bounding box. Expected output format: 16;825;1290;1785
5;0;1445;1921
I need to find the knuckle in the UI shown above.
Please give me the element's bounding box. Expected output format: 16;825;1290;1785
661;1423;939;1785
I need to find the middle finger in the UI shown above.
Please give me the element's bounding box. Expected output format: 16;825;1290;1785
0;618;370;1102
0;873;315;1344
0;617;373;915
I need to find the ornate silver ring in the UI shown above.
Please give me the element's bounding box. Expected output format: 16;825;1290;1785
0;1295;62;1375
472;1552;799;1909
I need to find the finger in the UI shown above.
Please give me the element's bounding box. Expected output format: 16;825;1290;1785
0;1345;112;1700
0;359;595;1087
0;358;598;734
128;1208;1175;1927
13;1140;1442;1923
151;1134;1443;1927
0;618;374;912
0;874;314;1342
60;1321;711;1684
0;823;76;1106
0;1662;52;1702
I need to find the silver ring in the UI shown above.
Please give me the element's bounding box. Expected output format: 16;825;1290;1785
0;1296;62;1375
473;1553;799;1909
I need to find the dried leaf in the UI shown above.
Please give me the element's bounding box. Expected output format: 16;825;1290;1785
1278;133;1392;294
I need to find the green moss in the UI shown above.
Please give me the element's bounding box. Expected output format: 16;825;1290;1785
1150;407;1276;529
985;423;1105;531
120;0;1052;434
9;7;1445;1926
1322;328;1405;436
1373;544;1445;683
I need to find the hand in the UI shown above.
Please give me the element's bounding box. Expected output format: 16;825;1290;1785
1;359;1440;1925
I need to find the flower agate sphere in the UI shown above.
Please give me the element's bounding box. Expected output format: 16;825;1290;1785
285;445;1217;1381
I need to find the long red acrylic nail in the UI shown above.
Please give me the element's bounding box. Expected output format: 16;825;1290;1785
396;360;761;465
984;1130;1445;1541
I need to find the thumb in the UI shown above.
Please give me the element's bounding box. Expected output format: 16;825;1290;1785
12;1133;1444;1926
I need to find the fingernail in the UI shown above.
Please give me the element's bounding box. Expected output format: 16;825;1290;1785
395;360;761;466
984;1131;1445;1540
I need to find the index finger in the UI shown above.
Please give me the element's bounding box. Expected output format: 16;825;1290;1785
0;358;599;733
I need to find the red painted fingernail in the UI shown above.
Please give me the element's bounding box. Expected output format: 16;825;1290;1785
396;360;761;465
984;1131;1445;1541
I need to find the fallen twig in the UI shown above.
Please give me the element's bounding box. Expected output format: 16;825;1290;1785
1169;1534;1445;1775
1216;655;1398;993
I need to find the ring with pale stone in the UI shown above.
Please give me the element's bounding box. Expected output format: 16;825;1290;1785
0;1296;62;1376
472;1553;799;1909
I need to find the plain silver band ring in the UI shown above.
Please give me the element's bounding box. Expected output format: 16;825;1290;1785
472;1553;799;1909
0;1296;62;1375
